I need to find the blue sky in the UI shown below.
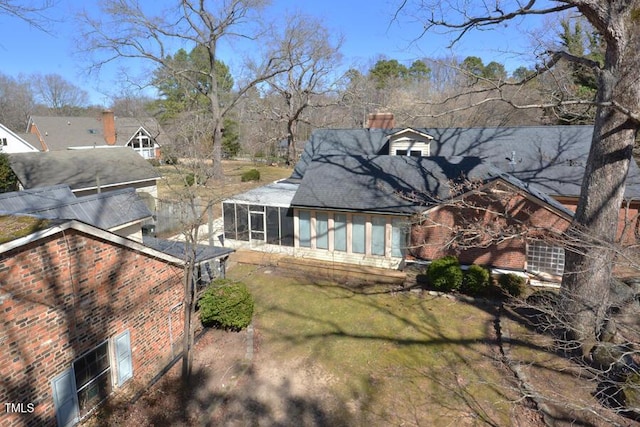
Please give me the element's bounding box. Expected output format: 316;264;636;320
0;0;545;106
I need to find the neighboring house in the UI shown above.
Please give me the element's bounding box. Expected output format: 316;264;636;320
0;185;153;242
222;113;640;278
0;215;233;427
0;122;39;153
8;147;160;201
26;111;169;159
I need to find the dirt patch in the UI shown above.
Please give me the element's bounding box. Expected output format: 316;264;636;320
86;325;347;426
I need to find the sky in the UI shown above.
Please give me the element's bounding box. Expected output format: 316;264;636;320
0;0;550;106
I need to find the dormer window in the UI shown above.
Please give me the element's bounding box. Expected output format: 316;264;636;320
388;128;433;157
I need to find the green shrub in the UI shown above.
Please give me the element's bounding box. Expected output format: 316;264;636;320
184;172;205;187
241;169;260;182
163;155;179;165
199;279;254;330
427;256;463;292
498;273;527;297
461;265;490;296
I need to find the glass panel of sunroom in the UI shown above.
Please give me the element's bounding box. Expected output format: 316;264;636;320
371;216;386;256
391;219;406;257
352;215;366;254
334;213;347;252
223;203;236;240
236;204;249;241
266;207;280;244
316;213;328;249
299;211;311;247
280;208;294;247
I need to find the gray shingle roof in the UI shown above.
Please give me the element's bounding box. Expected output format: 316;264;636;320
142;236;234;263
28;115;170;151
0;185;152;230
291;155;574;216
9;147;160;191
293;126;640;199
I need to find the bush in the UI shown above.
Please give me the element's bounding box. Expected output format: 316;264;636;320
461;265;490;296
199;279;254;330
163;155;179;165
184;172;205;187
241;168;260;182
427;256;463;292
498;273;527;297
147;158;161;167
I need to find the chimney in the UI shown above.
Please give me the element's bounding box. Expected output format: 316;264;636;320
102;110;116;145
367;112;395;129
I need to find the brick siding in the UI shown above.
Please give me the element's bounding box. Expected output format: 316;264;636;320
0;228;184;426
409;185;640;270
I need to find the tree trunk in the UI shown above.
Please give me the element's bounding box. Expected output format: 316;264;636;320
181;259;195;382
560;9;640;355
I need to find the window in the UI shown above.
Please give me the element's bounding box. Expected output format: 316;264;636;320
391;219;406;258
352;215;366;254
127;131;156;159
299;211;311;247
0;137;7;146
371;217;386;255
74;342;112;417
527;241;565;276
53;332;133;424
334;213;347;252
316;213;328;249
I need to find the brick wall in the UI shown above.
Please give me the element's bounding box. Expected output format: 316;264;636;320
409;185;572;270
0;228;184;426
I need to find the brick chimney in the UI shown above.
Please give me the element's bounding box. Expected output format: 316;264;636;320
102;110;116;145
367;112;395;129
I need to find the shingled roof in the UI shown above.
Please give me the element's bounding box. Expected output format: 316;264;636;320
291;155;573;216
0;185;152;230
27;115;170;151
292;126;640;199
9;147;160;192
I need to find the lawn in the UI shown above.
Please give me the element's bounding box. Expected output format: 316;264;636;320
156;159;292;202
225;264;525;426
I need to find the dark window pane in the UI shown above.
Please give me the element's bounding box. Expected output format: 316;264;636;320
266;207;280;244
223;203;236;240
250;212;264;232
236;204;249;241
280;208;294;247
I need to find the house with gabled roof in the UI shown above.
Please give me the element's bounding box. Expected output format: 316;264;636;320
8;147;160;201
0;185;153;242
221;113;640;279
0;122;39;153
26;111;169;159
0;213;234;427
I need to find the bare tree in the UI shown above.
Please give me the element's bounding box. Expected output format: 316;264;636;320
396;0;640;356
77;0;293;177
31;73;89;114
0;0;54;31
0;73;35;131
263;13;343;164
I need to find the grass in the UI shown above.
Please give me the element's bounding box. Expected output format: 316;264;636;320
227;264;521;425
154;160;292;221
